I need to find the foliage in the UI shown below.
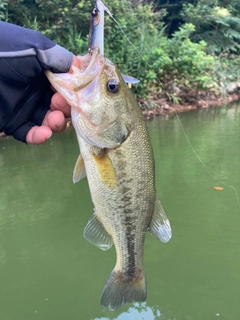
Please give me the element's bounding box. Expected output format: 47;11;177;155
165;24;218;89
102;2;168;96
1;0;239;101
181;0;240;54
213;55;240;94
135;23;218;96
0;0;7;20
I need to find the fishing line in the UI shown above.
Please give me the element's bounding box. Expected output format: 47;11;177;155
100;1;240;207
98;1;165;89
174;112;240;206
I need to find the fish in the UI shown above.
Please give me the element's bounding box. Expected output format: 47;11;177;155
46;47;172;309
45;1;172;310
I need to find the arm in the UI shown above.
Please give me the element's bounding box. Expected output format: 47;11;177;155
0;22;75;143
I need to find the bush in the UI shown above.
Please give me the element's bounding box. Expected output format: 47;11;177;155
117;23;219;95
181;0;240;54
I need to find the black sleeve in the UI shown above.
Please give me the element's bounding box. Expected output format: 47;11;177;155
0;22;74;142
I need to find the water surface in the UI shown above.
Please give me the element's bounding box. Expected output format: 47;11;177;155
0;103;239;320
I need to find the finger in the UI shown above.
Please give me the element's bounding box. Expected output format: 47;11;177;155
43;110;67;133
51;92;71;117
26;125;52;144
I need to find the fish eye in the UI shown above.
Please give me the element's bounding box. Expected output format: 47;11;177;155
107;79;119;93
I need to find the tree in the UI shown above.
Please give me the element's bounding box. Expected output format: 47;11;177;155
181;0;240;53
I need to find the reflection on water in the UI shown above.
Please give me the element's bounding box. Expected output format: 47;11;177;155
95;303;161;320
0;103;240;320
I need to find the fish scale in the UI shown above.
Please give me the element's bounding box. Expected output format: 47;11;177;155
87;107;154;282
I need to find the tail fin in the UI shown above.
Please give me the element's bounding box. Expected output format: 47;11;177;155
100;270;146;310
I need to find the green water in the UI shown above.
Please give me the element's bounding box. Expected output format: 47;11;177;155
0;103;239;320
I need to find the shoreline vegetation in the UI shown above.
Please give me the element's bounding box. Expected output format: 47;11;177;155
1;0;240;135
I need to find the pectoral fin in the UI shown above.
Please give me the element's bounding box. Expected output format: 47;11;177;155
84;212;113;250
73;154;86;183
148;195;172;243
92;152;117;188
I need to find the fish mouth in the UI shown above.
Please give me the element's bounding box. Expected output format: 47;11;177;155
46;47;122;148
46;47;103;93
74;47;103;87
45;46;104;120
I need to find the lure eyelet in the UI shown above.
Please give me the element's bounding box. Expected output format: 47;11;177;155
107;79;119;93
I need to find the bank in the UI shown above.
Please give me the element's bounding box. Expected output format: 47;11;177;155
140;84;240;118
1;86;240;139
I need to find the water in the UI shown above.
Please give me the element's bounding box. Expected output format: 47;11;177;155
0;103;239;320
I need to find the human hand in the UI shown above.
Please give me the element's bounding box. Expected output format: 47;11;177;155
0;22;82;144
25;92;70;144
26;56;81;144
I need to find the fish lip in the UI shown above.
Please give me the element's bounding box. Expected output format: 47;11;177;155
84;47;102;74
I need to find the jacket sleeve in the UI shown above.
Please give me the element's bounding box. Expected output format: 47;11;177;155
0;22;74;142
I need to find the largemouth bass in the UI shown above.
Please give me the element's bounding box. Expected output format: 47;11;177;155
46;47;172;310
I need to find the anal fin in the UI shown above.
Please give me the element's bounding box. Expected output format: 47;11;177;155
148;195;172;243
84;212;113;250
73;154;86;183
